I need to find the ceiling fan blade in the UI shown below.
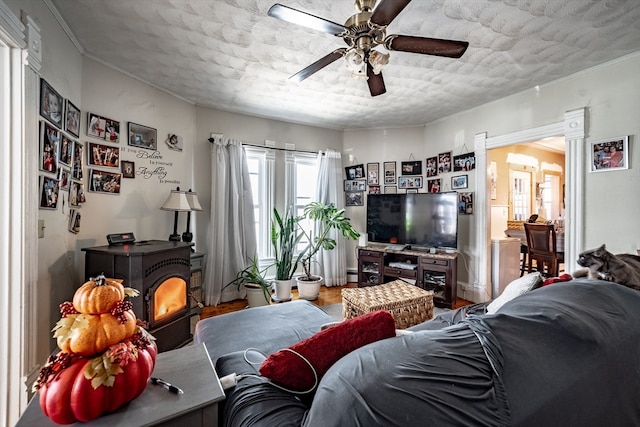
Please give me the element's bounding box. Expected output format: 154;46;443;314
369;0;412;27
366;63;386;97
386;35;469;58
268;3;347;36
290;49;347;83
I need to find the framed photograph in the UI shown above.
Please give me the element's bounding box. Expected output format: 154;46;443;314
367;162;379;185
69;181;86;207
104;118;120;143
438;151;452;174
40;121;60;174
68;209;82;234
128;122;157;150
59;133;73;166
384;186;397;194
65;100;80;138
345;163;365;180
452;175;468;190
39;176;60;210
88;142;120;168
89;169;122;194
458;192;474;215
121;160;135;178
345;191;364;206
590;136;628;172
58;167;71;191
401;160;422;176
166;133;183;151
426;156;438;177
428;178;441;193
453;152;476;172
383;161;396;184
407;189;418;194
71;141;84;181
369;185;381;194
398;176;423;189
40;79;64;128
344;179;366;191
87;112;106;138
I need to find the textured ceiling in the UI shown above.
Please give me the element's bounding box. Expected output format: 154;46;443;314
49;0;640;130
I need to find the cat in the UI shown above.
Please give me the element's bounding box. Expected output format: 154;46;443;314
573;244;640;290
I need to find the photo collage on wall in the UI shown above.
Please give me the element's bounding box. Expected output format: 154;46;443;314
38;78;86;231
87;112;123;197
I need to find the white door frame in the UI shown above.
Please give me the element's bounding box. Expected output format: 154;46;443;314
472;109;585;301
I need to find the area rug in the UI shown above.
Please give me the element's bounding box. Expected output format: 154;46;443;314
319;303;449;322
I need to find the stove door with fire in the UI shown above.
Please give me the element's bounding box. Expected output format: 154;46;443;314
83;241;193;352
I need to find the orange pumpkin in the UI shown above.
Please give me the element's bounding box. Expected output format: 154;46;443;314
55;311;137;356
73;275;126;314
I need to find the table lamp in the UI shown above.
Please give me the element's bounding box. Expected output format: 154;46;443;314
182;189;203;246
160;187;191;241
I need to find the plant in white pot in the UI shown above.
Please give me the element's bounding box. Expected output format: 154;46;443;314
296;202;360;300
271;206;306;301
224;257;272;307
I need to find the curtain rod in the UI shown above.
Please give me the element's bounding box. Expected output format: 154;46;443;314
208;137;320;155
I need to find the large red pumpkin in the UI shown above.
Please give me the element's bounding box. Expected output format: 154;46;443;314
36;333;157;425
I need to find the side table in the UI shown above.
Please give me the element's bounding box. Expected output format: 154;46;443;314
16;343;225;426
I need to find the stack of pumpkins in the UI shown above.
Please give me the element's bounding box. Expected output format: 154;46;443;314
33;274;158;425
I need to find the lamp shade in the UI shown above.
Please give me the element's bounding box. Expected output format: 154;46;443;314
185;191;203;211
160;190;191;211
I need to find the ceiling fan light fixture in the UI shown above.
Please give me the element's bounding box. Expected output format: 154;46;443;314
345;48;368;79
368;50;389;75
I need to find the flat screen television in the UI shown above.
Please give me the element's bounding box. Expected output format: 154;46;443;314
366;192;458;249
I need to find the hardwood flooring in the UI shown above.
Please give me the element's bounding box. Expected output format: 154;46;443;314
200;283;472;320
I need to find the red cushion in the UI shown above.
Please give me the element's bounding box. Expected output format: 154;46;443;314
259;310;396;392
542;273;573;286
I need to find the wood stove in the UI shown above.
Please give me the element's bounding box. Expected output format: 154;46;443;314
82;240;193;352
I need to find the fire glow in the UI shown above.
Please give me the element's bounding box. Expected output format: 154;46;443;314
153;277;187;322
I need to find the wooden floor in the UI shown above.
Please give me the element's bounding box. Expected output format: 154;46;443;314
201;283;472;319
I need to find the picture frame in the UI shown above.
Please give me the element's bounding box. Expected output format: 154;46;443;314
128;122;158;150
71;141;84;181
369;185;381;194
428;178;441;193
438;151;452;174
40;121;60;175
451;174;468;190
121;160;135;178
87;112;107;139
407;189;418;194
590;136;628;172
69;181;86;207
345;163;365;180
383;161;396;184
384;186;397;194
40;79;64;129
426;156;438;177
345;191;364;206
104;118;120;143
89;169;122;194
398;176;423;189
401;160;422;176
453;152;476;172
65;100;80;138
59;133;73;166
39;175;60;210
367;162;379;185
88;142;120;168
458;192;474;215
344;179;366;191
166;133;183;151
58;167;71;191
68;209;81;234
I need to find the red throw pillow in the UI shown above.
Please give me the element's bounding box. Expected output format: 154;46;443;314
259;310;396;392
542;273;573;286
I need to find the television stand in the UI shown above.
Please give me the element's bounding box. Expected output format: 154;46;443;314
357;246;457;309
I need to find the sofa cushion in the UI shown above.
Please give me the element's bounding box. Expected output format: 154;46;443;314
486;272;543;314
259;310;396;392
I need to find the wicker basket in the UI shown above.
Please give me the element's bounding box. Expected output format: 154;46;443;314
342;280;434;329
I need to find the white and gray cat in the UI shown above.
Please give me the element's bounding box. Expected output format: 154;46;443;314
574;244;640;290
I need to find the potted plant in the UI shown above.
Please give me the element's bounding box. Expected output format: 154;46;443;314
296;202;360;300
225;257;272;307
271;206;306;301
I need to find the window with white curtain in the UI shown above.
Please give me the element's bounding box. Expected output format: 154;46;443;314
245;146;318;260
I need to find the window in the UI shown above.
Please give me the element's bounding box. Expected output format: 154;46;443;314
510;170;531;221
245;147;318;260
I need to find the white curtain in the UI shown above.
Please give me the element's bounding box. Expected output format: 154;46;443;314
315;149;348;286
204;136;256;305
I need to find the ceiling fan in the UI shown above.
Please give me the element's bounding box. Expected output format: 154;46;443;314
268;0;469;96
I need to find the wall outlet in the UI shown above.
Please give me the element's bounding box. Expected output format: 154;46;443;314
38;219;45;238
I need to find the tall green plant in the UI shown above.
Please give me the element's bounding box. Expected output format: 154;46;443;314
299;202;360;280
270;207;306;280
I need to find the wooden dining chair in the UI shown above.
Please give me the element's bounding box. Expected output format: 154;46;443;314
523;222;564;277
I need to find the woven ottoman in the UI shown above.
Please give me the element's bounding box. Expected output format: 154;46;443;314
342;280;434;329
